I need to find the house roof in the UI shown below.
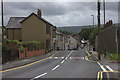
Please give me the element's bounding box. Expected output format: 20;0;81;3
20;13;54;26
6;17;25;29
6;12;55;29
56;31;60;35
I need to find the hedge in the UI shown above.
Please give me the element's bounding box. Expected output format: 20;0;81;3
2;39;44;64
22;41;43;51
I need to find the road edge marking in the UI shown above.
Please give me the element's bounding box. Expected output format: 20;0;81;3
85;50;97;62
97;71;100;80
100;72;103;80
86;50;91;56
97;62;107;71
1;51;59;73
106;66;114;71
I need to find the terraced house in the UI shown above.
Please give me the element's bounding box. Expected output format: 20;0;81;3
6;9;56;52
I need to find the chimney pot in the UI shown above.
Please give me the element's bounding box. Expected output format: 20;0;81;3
37;9;42;17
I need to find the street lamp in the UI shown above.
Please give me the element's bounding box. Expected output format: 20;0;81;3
91;15;94;27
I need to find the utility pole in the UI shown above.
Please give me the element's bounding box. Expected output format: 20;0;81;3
91;15;94;28
98;0;101;60
116;28;118;61
103;0;105;27
1;0;4;42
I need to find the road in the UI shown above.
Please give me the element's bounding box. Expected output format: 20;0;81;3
2;47;103;79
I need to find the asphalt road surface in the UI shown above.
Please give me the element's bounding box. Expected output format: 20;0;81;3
2;47;103;79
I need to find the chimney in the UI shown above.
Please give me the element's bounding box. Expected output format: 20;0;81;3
37;9;42;17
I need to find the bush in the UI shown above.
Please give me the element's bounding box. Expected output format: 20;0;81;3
2;39;21;64
22;41;42;51
3;39;10;45
2;39;43;64
19;46;24;53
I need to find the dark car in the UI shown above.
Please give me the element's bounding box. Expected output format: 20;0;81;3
80;44;84;49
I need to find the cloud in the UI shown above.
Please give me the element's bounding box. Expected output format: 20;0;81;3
1;2;119;27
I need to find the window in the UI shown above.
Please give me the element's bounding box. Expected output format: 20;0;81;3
46;23;50;34
46;39;50;50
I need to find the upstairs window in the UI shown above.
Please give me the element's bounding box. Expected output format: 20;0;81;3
46;23;50;34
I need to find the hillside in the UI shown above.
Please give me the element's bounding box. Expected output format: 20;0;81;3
57;25;93;33
57;23;119;33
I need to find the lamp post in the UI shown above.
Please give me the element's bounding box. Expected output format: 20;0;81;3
91;15;94;27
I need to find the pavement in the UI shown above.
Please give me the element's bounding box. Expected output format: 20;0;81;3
88;50;120;80
1;46;120;80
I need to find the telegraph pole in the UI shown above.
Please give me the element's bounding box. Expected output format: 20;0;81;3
98;0;101;60
103;0;105;27
91;15;94;27
116;28;118;61
1;0;4;42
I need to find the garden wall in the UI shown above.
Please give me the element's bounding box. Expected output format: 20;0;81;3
19;48;45;59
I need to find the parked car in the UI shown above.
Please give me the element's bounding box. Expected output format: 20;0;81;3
73;45;78;50
68;45;73;50
80;44;84;49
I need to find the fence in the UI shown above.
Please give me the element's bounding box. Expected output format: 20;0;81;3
18;48;45;59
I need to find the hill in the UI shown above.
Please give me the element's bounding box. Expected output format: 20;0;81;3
57;25;93;33
57;23;119;33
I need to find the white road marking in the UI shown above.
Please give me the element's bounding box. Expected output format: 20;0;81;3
65;57;68;60
32;72;47;79
49;57;52;59
82;57;84;59
97;62;107;71
49;57;64;59
101;65;107;71
61;60;65;64
69;57;84;60
55;57;58;59
52;65;59;71
106;66;114;71
94;55;98;59
66;51;74;59
31;51;74;80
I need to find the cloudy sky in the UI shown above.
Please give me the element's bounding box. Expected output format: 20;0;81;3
0;1;119;27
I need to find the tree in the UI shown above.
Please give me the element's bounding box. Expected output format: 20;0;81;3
79;28;98;46
79;28;92;40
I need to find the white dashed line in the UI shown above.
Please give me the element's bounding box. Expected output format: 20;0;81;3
61;60;65;64
69;57;72;59
55;57;58;59
31;72;47;79
106;66;114;71
49;57;52;59
52;65;59;71
65;57;68;60
82;57;84;59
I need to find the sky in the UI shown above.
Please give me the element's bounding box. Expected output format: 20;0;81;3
0;1;119;27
